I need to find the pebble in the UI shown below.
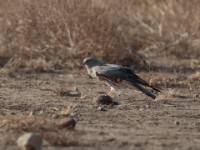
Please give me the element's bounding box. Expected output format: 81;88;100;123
52;114;59;119
10;112;16;115
97;106;106;111
174;120;180;125
17;133;42;150
58;118;76;130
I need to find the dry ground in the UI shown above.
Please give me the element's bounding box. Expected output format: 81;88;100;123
0;0;200;150
0;57;200;150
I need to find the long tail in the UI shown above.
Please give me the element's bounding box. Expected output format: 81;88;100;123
130;82;157;99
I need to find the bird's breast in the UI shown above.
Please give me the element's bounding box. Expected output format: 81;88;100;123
87;67;97;78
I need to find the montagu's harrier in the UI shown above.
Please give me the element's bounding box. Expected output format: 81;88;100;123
83;57;160;99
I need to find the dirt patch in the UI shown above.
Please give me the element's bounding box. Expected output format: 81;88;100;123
0;62;200;150
0;1;200;149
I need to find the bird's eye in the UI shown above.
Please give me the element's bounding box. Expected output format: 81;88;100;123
83;59;89;65
86;60;91;63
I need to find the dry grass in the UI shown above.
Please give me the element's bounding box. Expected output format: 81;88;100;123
0;0;200;71
155;88;180;101
149;73;175;87
188;71;200;81
0;57;21;74
0;115;57;132
44;87;81;97
0;115;79;146
58;104;77;117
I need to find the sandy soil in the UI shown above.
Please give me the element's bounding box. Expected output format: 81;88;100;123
0;62;200;150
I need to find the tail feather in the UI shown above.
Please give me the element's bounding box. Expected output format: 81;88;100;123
124;73;161;93
131;77;161;93
147;84;160;93
130;82;157;99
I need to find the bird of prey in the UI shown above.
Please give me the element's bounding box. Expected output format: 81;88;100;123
83;57;160;99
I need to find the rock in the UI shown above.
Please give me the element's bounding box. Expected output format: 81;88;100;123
93;94;114;105
58;118;76;130
29;111;34;116
10;112;16;115
17;133;42;150
145;105;150;108
52;114;59;119
194;94;200;98
97;106;106;111
174;120;180;125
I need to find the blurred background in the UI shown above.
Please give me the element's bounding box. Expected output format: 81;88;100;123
0;0;199;72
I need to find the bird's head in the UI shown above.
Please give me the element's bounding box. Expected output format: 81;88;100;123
83;57;102;69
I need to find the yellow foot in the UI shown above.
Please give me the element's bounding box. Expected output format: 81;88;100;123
107;88;114;97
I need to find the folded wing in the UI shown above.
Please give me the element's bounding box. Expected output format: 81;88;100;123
94;64;160;99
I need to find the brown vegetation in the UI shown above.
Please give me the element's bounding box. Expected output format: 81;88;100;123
0;0;200;71
1;1;200;149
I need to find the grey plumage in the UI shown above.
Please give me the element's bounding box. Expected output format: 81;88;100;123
83;57;160;99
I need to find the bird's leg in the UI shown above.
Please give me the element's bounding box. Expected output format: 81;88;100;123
107;87;114;96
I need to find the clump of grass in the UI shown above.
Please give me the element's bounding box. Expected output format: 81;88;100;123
0;115;79;146
0;115;56;132
0;57;22;74
155;88;178;101
0;0;199;72
188;71;200;81
58;104;77;117
149;74;174;87
49;87;81;97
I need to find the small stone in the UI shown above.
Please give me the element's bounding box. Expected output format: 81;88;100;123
106;137;115;142
145;105;150;108
17;133;42;150
174;120;180;125
0;83;5;87
52;107;59;111
80;95;86;99
194;94;200;98
58;118;76;130
10;112;16;115
97;106;106;111
52;114;59;119
134;142;142;147
93;94;113;105
29;111;34;116
39;110;43;115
